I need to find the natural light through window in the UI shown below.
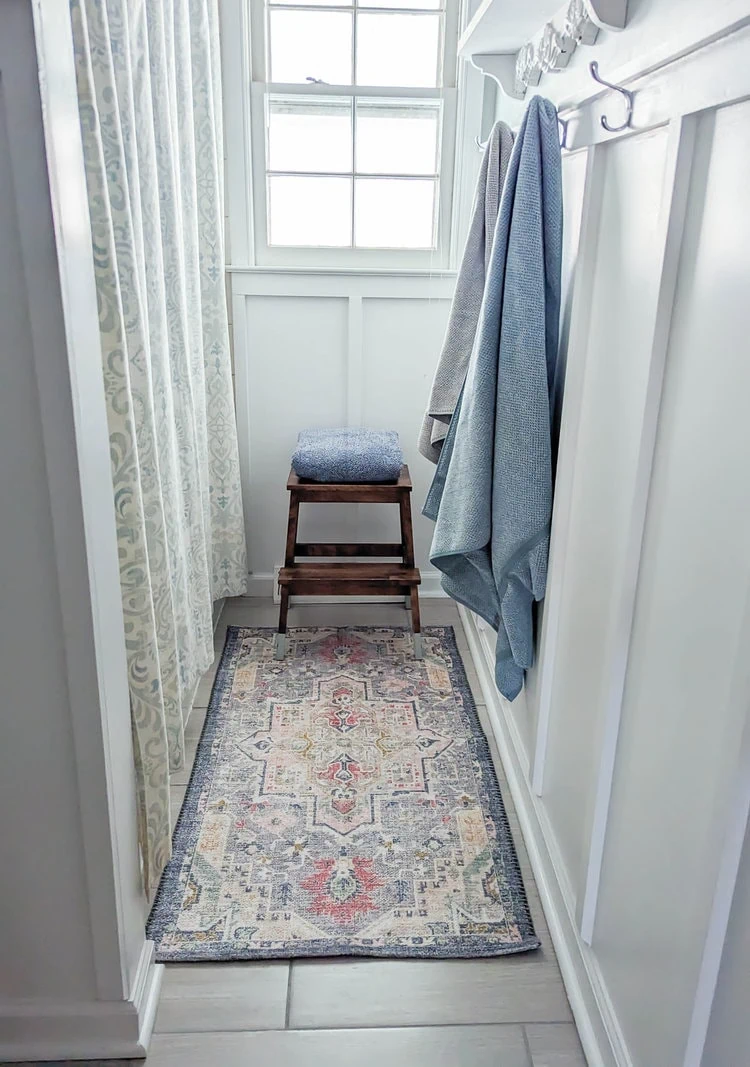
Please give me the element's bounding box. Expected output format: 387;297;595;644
249;0;458;265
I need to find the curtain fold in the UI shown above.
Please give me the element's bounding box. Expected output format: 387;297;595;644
70;0;247;894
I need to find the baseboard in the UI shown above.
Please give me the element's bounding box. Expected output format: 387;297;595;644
459;607;632;1067
245;570;449;601
212;597;226;631
0;941;163;1062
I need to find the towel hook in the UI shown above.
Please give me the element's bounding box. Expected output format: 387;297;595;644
558;116;570;150
589;60;634;133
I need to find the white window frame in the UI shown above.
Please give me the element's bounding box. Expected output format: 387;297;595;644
246;0;461;269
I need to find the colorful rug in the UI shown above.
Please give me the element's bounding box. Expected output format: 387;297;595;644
148;627;540;960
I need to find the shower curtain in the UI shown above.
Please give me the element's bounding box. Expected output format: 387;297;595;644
70;0;247;894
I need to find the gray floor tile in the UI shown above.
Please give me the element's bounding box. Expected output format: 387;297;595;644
169;785;186;832
146;1024;531;1067
154;962;289;1033
420;598;460;625
525;1023;588;1066
289;956;572;1029
185;705;208;739
193;654;221;708
170;737;199;785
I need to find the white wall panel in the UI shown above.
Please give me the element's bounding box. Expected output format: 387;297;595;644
542;127;670;907
239;288;452;587
360;296;451;577
244;294;350;578
594;100;750;1067
521;146;590;770
703;824;750;1066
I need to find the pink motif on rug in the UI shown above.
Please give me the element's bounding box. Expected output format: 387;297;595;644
148;627;540;960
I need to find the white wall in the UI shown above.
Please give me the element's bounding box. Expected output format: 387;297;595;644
0;0;160;1058
463;8;750;1067
220;0;493;594
230;272;455;594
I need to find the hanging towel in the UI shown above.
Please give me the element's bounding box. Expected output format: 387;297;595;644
424;97;562;701
418;121;515;464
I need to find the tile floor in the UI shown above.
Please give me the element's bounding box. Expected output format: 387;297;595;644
31;597;588;1067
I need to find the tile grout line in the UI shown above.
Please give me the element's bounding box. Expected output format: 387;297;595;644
284;962;293;1029
522;1024;535;1066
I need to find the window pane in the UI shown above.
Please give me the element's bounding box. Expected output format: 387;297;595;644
356;100;440;175
356;13;441;88
354;178;436;248
269;97;352;172
268;175;352;246
269;10;353;84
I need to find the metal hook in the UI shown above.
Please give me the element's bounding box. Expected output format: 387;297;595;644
475;135;488;151
558;116;570;150
589;60;634;133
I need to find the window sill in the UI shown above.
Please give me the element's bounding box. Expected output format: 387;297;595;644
226;263;458;279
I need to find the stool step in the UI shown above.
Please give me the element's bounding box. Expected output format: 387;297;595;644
279;562;421;589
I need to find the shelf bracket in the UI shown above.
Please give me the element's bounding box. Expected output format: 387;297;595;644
586;0;628;31
469;52;525;100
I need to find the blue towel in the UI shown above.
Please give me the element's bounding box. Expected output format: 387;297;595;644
292;428;402;483
424;97;563;700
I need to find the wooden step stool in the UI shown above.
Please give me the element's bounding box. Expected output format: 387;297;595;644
275;464;423;659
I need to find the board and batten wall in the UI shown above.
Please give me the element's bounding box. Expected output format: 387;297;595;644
461;9;750;1067
219;0;490;596
229;272;454;594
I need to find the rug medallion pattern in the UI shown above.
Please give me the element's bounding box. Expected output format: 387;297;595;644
148;627;539;959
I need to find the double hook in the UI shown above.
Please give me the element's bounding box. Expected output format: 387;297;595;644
589;60;634;133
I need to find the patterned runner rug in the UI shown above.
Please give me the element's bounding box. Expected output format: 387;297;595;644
148;627;540;960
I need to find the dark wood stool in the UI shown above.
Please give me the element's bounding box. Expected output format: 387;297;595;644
275;464;423;659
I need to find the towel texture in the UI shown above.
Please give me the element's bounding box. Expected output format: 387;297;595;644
424;97;562;700
292;429;402;483
418;121;515;464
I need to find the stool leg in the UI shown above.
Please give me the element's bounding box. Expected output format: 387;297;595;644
398;495;415;568
399;492;423;659
276;492;300;659
275;588;289;660
409;588;423;659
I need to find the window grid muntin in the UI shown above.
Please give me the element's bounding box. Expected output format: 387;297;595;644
265;93;442;248
249;0;458;265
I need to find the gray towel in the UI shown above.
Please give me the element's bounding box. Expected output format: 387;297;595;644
418;120;515;464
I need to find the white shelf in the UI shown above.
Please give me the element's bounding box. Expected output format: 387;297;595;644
458;0;561;59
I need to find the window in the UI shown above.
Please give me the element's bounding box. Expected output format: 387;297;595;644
248;0;459;268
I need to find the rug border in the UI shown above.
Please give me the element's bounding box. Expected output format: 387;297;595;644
147;625;541;961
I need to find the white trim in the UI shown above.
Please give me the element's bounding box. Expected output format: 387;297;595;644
0;944;163;1063
682;584;750;1067
246;570;448;600
232;288;255;590
10;0;147;1010
221;0;254;266
531;142;605;798
346;294;364;425
231;267;456;298
460;607;632;1067
579;114;697;945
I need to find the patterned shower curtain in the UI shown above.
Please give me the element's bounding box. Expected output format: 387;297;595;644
70;0;247;894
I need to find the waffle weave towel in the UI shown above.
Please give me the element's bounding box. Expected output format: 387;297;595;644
418;120;515;464
292;428;402;483
424;97;563;701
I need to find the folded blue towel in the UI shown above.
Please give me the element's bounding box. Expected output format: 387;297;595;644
292;428;403;483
